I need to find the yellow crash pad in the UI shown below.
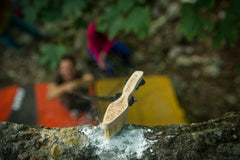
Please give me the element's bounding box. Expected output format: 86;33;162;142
95;75;188;126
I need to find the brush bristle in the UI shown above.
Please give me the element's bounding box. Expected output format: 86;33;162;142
104;110;128;139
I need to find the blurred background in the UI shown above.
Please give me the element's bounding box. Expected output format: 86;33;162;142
0;0;239;123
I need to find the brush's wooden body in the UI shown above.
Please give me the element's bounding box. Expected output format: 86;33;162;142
103;71;144;138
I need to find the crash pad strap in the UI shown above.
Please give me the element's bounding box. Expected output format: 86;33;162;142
8;85;37;125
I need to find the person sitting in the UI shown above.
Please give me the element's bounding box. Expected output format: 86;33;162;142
47;55;94;118
86;22;131;73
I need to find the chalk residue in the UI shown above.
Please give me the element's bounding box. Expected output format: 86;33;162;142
79;124;155;159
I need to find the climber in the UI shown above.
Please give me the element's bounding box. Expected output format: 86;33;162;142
47;55;95;118
86;21;131;73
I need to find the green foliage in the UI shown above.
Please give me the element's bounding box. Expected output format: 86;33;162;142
21;0;150;39
213;18;237;48
237;63;240;71
177;1;214;41
177;0;240;48
20;0;91;25
97;0;150;39
61;0;87;19
39;44;66;71
20;0;151;71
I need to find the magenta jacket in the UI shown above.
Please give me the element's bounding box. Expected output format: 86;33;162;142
86;23;115;64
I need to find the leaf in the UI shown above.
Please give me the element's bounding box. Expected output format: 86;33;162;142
177;3;214;41
199;33;207;42
212;17;237;48
97;4;150;39
236;63;240;71
226;0;240;18
20;0;30;6
201;18;214;31
195;0;213;11
39;43;66;71
180;3;194;16
96;21;109;33
40;9;63;22
215;18;237;47
96;5;119;33
108;16;124;39
177;12;199;40
212;34;223;48
74;18;87;29
118;0;134;13
125;7;150;39
137;0;146;4
33;0;50;10
61;0;87;19
22;6;37;23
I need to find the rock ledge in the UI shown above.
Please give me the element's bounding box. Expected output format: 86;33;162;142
0;112;240;160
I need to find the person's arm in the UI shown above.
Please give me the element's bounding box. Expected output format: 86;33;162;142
73;73;94;88
99;34;115;69
98;51;107;69
47;73;94;99
47;81;77;99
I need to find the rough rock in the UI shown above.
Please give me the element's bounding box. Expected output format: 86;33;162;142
166;2;180;20
149;16;167;36
168;46;194;60
202;64;221;78
0;112;240;160
175;56;194;67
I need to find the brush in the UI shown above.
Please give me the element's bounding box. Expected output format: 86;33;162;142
102;71;144;138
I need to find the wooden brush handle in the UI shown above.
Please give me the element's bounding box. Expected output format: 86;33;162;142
122;71;144;101
103;71;144;125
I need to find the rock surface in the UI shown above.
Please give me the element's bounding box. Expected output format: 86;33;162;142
0;112;240;160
